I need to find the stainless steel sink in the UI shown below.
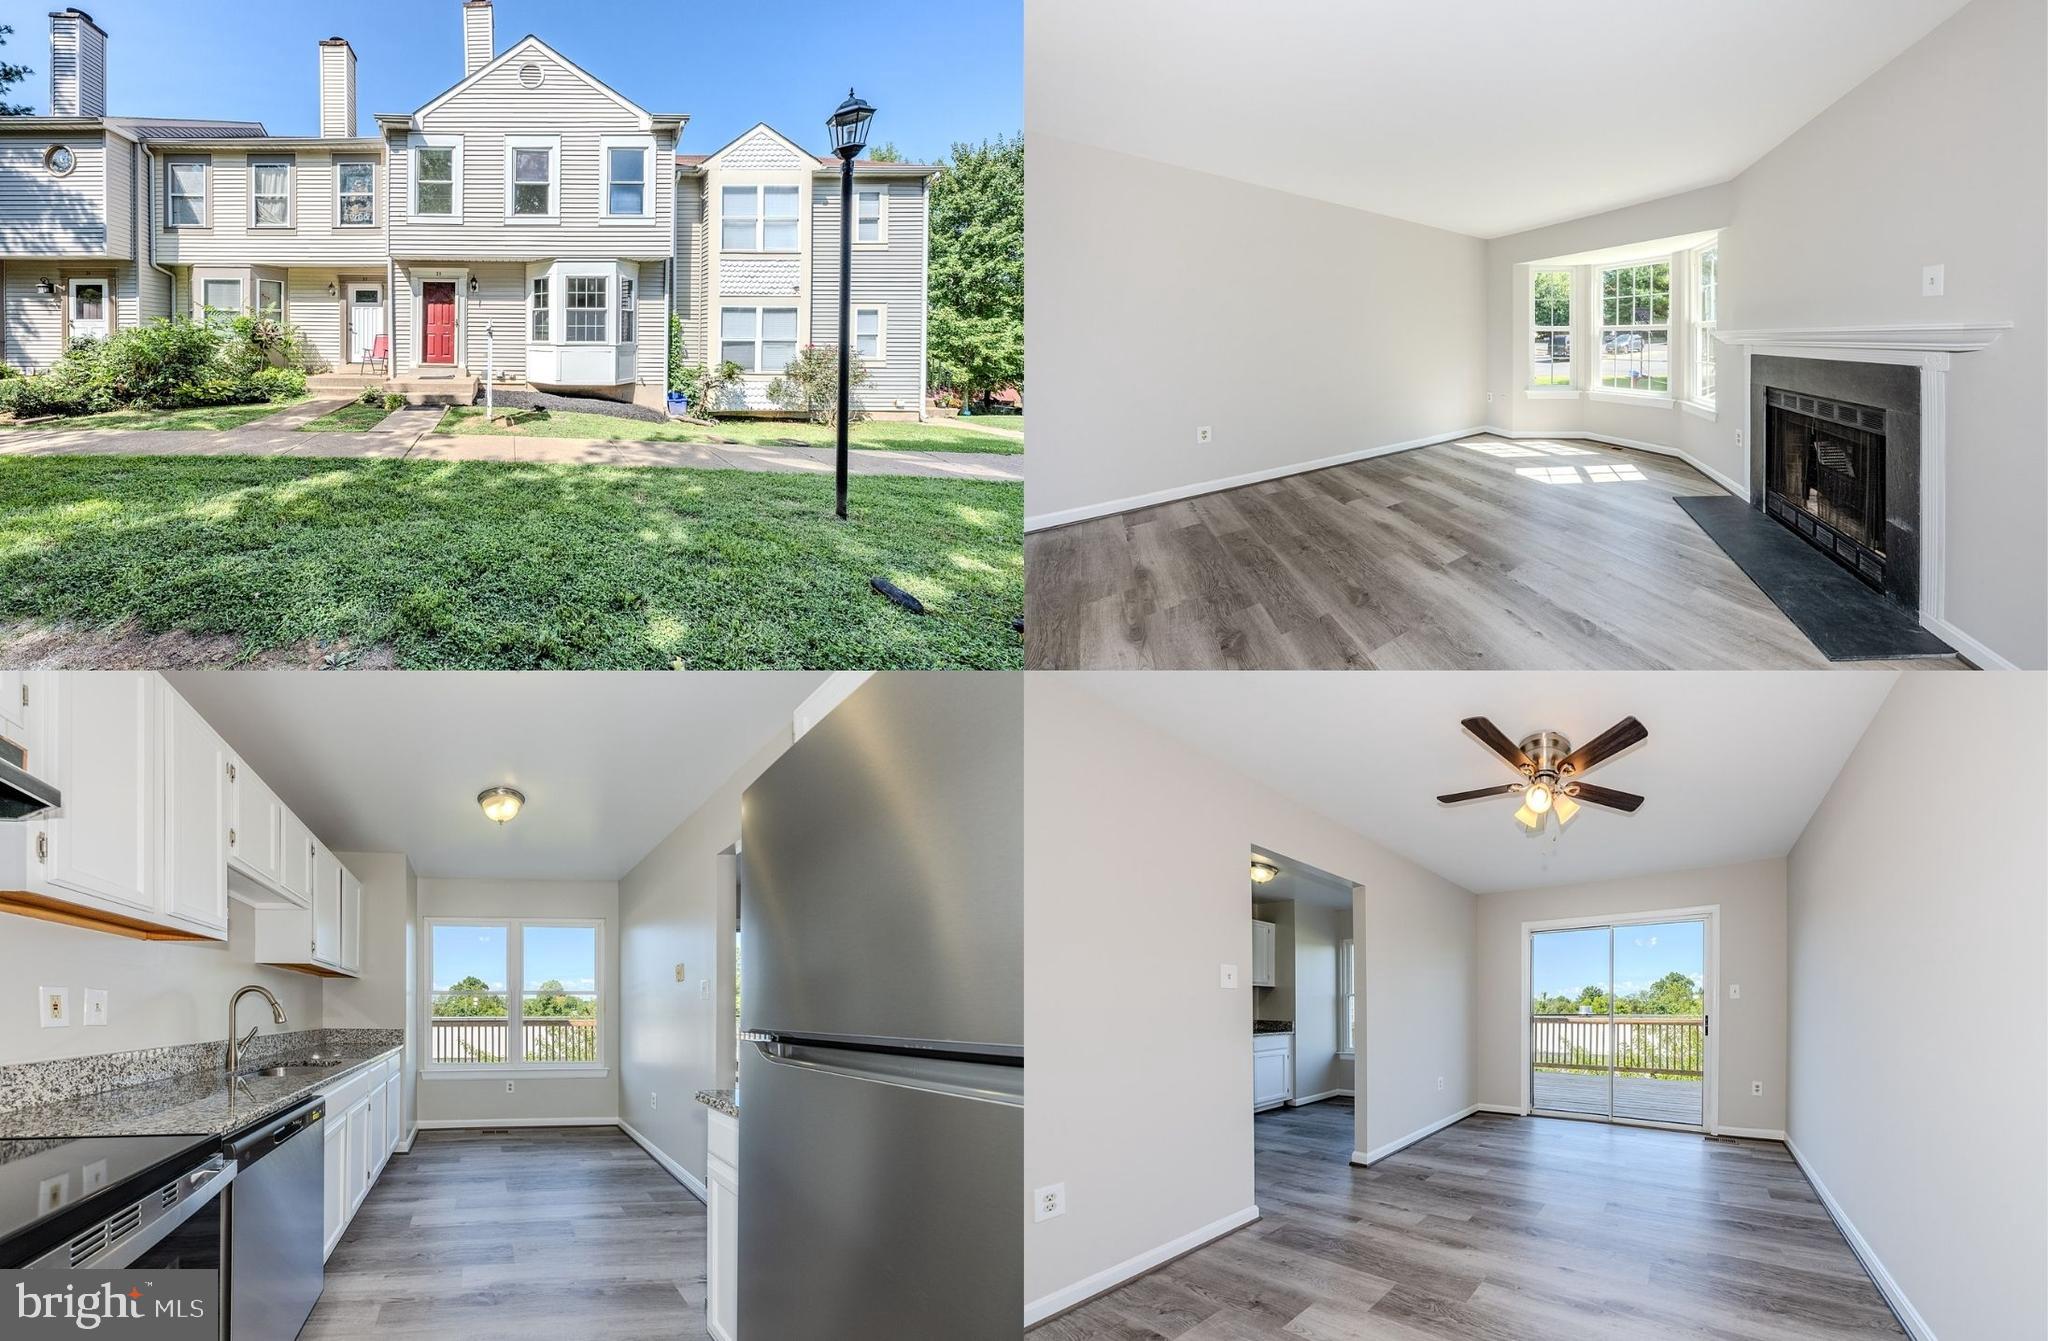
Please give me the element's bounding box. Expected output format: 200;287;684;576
242;1065;290;1078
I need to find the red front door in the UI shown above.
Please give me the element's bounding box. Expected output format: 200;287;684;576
422;282;456;365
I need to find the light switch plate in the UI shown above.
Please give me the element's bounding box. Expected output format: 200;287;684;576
1921;263;1944;297
38;987;68;1029
83;989;107;1026
1728;984;1741;1000
1220;963;1238;989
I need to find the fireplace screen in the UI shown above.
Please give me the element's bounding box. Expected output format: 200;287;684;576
1763;388;1887;589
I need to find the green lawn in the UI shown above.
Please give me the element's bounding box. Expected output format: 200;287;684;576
436;406;1022;456
958;414;1025;435
299;401;394;432
0;456;1023;669
0;399;304;432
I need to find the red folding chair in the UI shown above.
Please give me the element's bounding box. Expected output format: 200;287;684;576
365;334;389;377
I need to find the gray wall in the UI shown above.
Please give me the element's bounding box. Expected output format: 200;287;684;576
1289;899;1352;1100
328;851;417;1138
1025;134;1489;528
1787;675;2045;1338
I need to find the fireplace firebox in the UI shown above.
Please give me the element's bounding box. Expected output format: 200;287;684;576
1763;388;1888;591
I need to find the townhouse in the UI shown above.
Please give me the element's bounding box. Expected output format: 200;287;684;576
0;3;933;417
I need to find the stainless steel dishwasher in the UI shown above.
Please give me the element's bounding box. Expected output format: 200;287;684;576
225;1096;326;1341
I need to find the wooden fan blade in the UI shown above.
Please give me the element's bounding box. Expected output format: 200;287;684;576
1460;717;1532;774
1436;784;1521;805
1560;716;1647;777
1565;781;1644;812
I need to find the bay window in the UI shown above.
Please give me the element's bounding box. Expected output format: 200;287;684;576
530;276;549;340
1530;269;1572;387
250;160;291;227
1598;261;1671;395
523;261;639;386
427;919;604;1071
565;275;608;343
620;278;636;343
1692;245;1718;406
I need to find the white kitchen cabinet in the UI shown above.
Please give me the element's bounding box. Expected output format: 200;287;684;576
279;809;313;907
379;1075;401;1169
346;1096;373;1217
1253;1032;1293;1111
706;1109;739;1341
313;845;340;964
156;683;230;936
250;839;357;977
0;670;26;742
224;753;283;889
320;1055;399;1260
35;673;157;915
322;1111;347;1260
1251;919;1278;988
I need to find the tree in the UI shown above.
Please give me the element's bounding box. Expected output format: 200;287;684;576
866;141;905;163
927;133;1023;412
434;975;507;1017
524;978;596;1018
0;25;34;116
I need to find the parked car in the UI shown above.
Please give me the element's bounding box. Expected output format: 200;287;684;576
1603;331;1647;353
1533;333;1571;358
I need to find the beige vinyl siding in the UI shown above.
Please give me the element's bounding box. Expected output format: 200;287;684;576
0;261;134;372
632;262;667;389
154;152;388;266
810;177;928;411
389;261;414;374
135;253;171;328
390;43;673;261
0;133;109;255
285;269;348;371
462;262;528;380
675;175;705;365
104;138;136;261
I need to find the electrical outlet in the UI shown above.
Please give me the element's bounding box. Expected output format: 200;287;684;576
675;963;686;982
1751;1081;1763;1097
1921;263;1944;297
38;987;69;1029
1486;391;1495;404
1195;425;1213;444
1728;984;1741;1000
1034;1183;1066;1222
1436;1075;1444;1093
1733;429;1743;451
504;1080;515;1094
83;989;107;1026
650;1092;657;1112
1220;963;1238;989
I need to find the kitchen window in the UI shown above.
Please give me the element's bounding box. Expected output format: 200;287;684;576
856;187;883;243
720;305;797;372
607;144;647;216
337;160;375;226
426;919;605;1071
1598;260;1672;395
1340;938;1356;1055
721;184;799;251
508;140;556;218
250;160;291;227
565;275;608;343
167;159;207;227
412;140;458;217
529;276;549;341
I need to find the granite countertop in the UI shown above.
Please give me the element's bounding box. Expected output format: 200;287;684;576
1253;1020;1294;1035
0;1046;403;1141
694;1088;738;1118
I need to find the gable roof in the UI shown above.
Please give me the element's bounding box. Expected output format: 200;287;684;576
387;34;683;132
678;122;937;177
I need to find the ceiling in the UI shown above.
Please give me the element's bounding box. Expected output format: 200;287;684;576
1251;848;1355;911
1073;673;1897;894
1025;0;1970;238
166;672;826;880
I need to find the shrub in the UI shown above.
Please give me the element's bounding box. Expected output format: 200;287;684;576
0;362;19;380
767;344;868;426
675;361;745;420
668;313;685;391
247;367;307;402
0;373;93;419
220;314;309;376
96;319;219;407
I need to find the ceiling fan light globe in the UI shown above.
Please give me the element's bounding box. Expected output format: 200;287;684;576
1513;803;1543;832
1526;782;1553;814
1552;794;1581;828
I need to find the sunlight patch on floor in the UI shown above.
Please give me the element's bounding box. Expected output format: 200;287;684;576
1516;462;1648;485
1458;438;1599;459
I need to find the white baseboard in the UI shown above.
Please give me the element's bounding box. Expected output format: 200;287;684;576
1288;1088;1355;1106
1471;1102;1523;1116
619;1119;709;1204
1022;425;1487;531
1481;423;1748;499
413;1115;618;1130
1717;1125;1788;1141
1353;1103;1480;1166
1919;613;2017;670
1786;1138;1932;1341
394;1125;417;1154
1024;1204;1260;1327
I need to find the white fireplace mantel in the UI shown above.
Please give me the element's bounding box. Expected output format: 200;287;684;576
1717;322;2011;354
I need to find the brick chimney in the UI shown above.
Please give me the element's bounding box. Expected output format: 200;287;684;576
318;38;357;138
48;9;107;118
462;0;494;78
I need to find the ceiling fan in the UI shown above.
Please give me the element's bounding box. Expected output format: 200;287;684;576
1436;716;1647;835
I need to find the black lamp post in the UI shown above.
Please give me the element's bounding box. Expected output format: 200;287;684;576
826;88;875;520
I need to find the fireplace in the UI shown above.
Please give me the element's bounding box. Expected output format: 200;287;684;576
1763;388;1888;590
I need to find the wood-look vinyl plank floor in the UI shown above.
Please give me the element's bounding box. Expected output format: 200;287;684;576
1035;1102;1906;1341
1025;436;1968;671
303;1125;709;1341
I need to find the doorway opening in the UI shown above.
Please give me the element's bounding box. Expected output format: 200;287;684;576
1524;909;1716;1131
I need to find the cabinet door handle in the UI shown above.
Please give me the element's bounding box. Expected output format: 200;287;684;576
228;828;237;847
226;762;237;782
35;832;47;862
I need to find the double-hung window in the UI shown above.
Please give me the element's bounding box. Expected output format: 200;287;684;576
530;276;550;341
1530;269;1572;388
1692;245;1718;406
1598;261;1671;395
719;305;797;372
606;145;647;216
1340;938;1356;1055
565;275;608;343
337;160;375;226
200;278;241;325
855;187;883;243
853;306;882;360
167;159;207;227
427;920;604;1070
720;185;800;251
256;278;284;321
250;160;291;227
508;139;556;218
413;142;457;217
619;278;636;343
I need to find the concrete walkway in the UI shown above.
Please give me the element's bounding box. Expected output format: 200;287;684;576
0;416;1024;482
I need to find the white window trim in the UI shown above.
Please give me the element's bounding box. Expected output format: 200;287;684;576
1527;265;1574;393
600;134;656;220
255;277;285;320
720;183;801;254
249;158;294;230
529;274;550;342
408;266;468;370
1339;937;1357;1058
166;157;208;230
854;184;887;248
408;134;463;222
1687;240;1719;414
619;275;637;345
199;276;243;319
335;158;377;229
719;303;800;374
503;134;562;223
563;273;610;345
422;916;607;1076
1596;255;1675;401
853;304;886;363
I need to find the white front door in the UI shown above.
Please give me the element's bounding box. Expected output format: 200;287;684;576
348;284;385;364
68;278;110;343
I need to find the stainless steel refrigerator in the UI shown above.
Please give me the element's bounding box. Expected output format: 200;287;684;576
739;672;1021;1339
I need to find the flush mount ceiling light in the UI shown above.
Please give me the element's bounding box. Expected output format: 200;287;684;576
1436;716;1648;838
1249;859;1279;884
477;786;525;826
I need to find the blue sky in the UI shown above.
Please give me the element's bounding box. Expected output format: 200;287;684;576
10;0;1019;164
1532;921;1703;1001
431;924;597;993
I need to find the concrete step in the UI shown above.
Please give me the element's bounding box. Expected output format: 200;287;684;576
307;373;384;393
389;376;478;407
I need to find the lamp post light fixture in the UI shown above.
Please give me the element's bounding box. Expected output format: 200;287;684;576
826;88;875;520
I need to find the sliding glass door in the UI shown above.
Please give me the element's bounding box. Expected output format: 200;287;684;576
1529;918;1707;1129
